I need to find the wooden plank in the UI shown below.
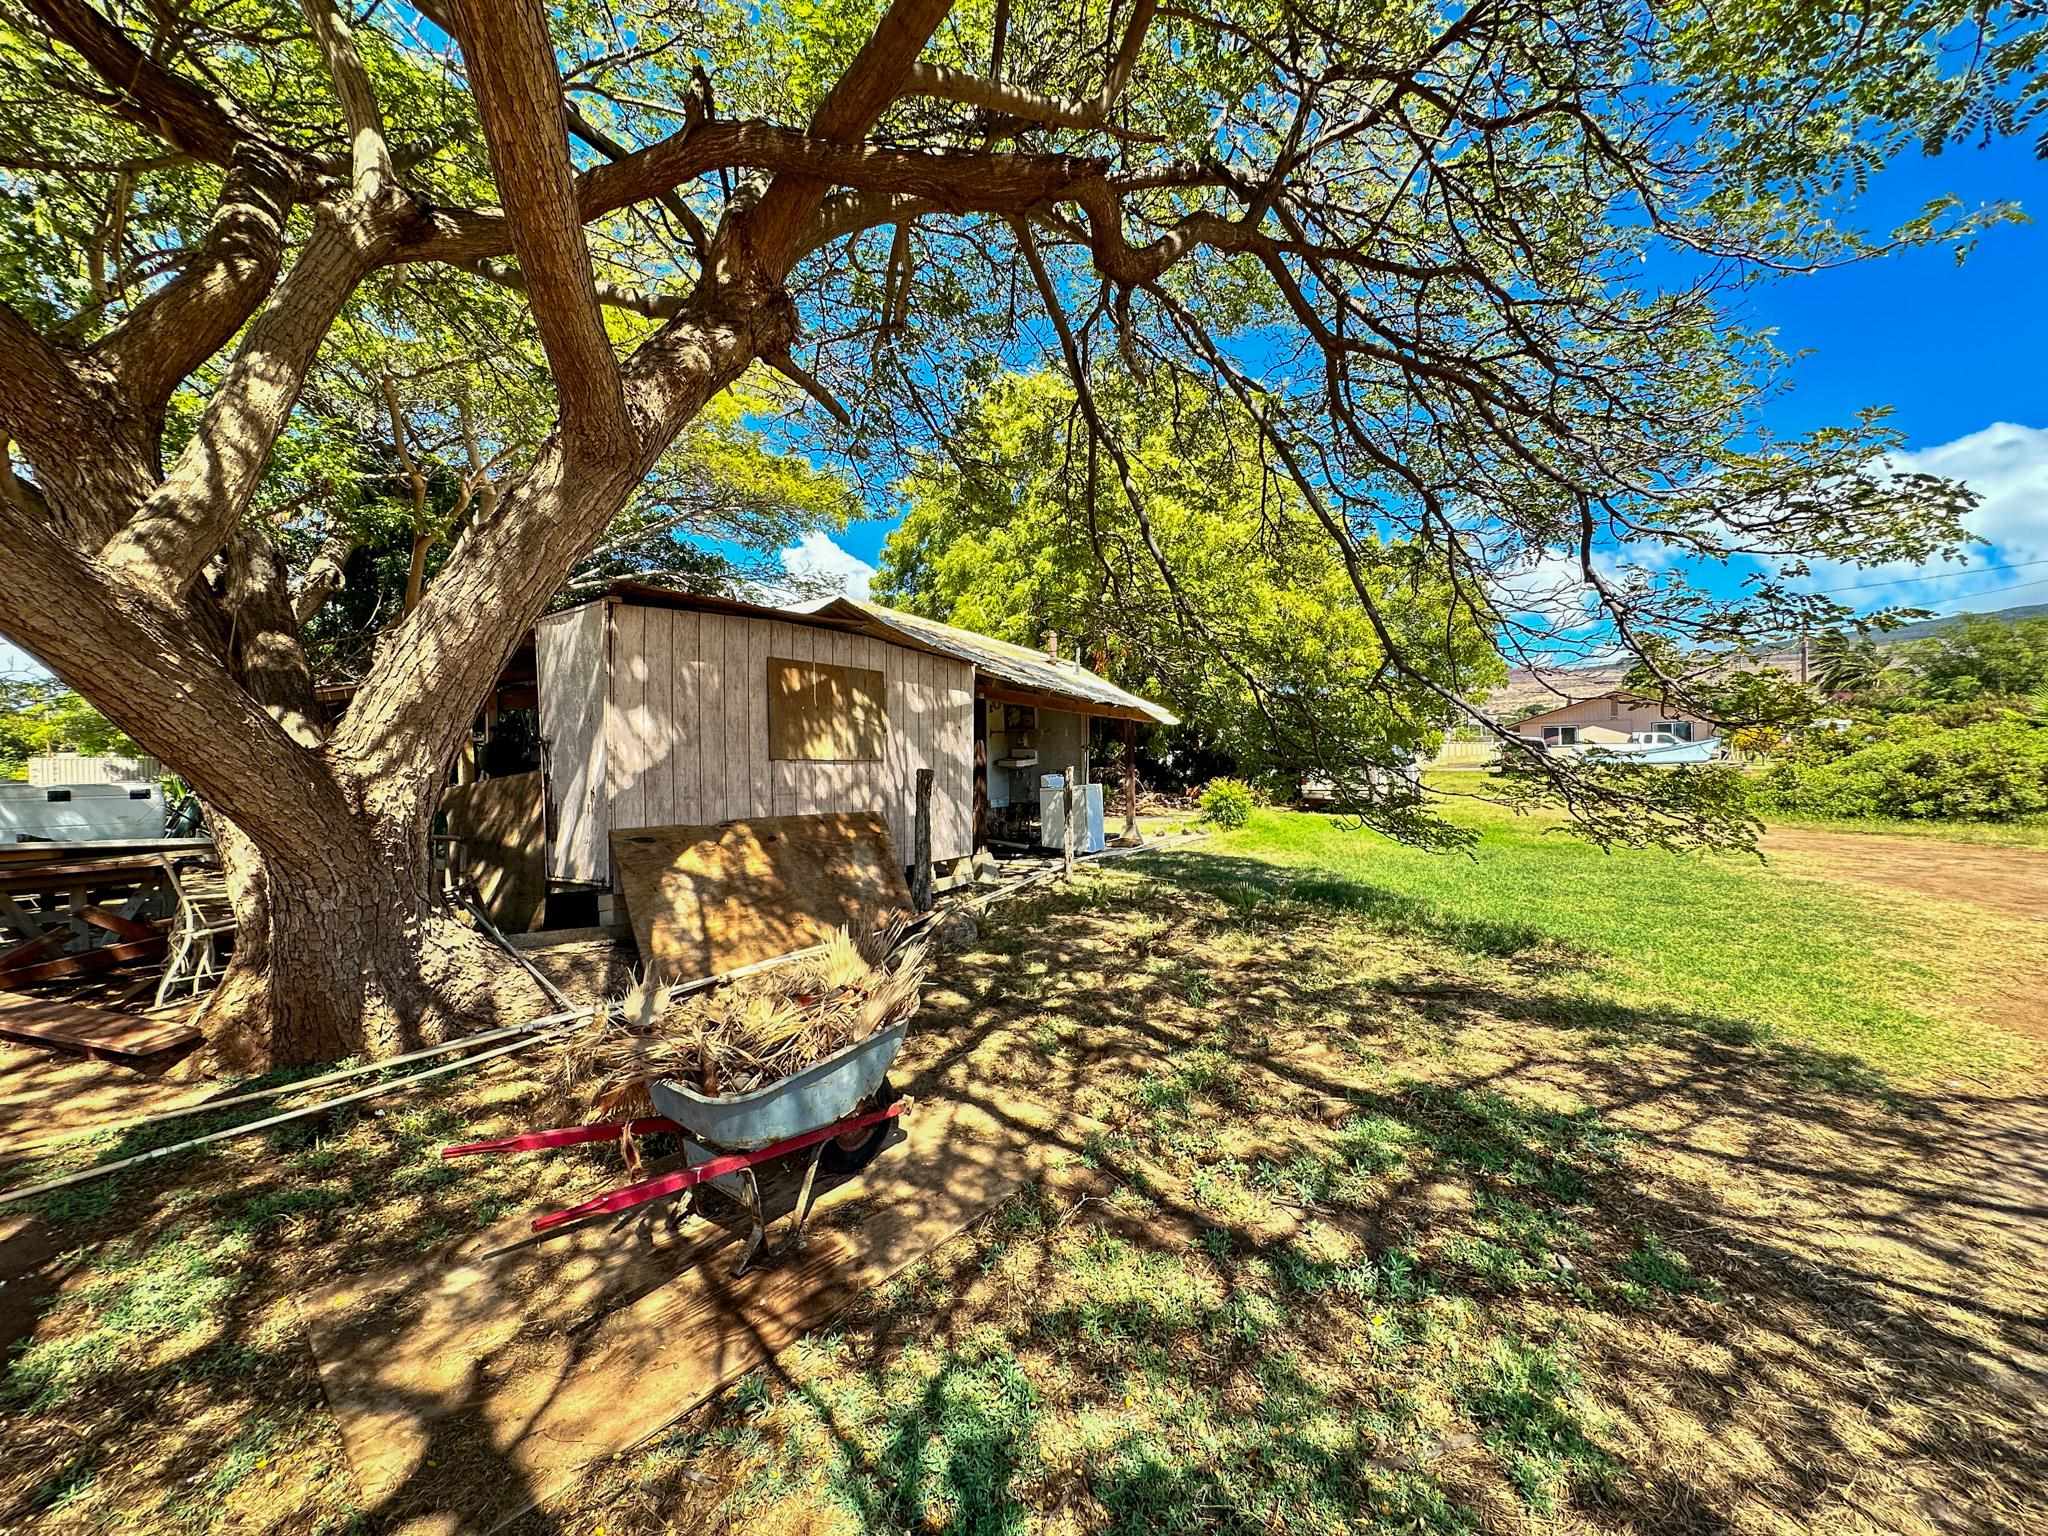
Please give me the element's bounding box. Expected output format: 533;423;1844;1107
0;856;173;894
535;605;609;884
746;619;772;818
609;604;649;833
299;1089;1096;1536
440;773;548;933
672;609;701;826
0;930;66;974
0;992;199;1061
0;935;166;986
699;614;728;824
609;813;912;977
77;905;160;943
637;609;673;829
722;616;747;817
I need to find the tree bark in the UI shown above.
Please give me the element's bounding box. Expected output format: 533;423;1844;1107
202;796;544;1070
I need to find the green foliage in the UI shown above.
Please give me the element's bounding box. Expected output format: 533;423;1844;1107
876;371;1502;841
1904;615;2048;703
0;680;139;778
1199;777;1256;830
1755;715;2048;822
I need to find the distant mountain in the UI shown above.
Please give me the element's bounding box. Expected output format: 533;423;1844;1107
1877;601;2048;642
1481;600;2048;715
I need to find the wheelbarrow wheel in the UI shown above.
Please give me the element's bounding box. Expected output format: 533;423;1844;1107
818;1079;894;1176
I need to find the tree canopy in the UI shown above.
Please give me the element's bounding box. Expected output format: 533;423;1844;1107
876;368;1502;835
0;0;2041;1059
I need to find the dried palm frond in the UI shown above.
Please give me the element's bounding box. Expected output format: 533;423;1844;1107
547;921;929;1123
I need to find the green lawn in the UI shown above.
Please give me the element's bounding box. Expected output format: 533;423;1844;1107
1187;802;2034;1084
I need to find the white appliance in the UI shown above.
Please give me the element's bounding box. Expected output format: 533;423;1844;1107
0;781;165;842
1039;775;1105;854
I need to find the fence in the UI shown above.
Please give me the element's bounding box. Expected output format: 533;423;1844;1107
25;752;162;787
1426;739;1498;768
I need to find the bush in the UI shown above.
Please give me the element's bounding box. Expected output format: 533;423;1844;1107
1753;716;2048;822
1198;777;1256;829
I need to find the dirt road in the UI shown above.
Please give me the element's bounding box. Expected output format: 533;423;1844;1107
1764;827;2047;1042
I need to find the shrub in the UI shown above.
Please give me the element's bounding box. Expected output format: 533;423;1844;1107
1753;716;2048;822
1198;776;1256;829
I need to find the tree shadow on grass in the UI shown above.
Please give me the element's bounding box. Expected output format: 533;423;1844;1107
7;859;2047;1535
1138;851;1561;959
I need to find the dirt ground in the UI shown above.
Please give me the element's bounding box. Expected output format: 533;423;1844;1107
1763;827;2048;1042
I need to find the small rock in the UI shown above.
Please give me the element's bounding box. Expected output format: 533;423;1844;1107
929;909;980;951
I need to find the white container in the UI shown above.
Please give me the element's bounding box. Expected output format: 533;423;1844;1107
1040;780;1105;854
0;781;165;842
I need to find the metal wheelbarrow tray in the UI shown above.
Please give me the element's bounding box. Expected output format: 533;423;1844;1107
444;1019;912;1273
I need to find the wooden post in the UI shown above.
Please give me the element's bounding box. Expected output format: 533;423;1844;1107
1061;779;1076;878
1121;718;1139;844
912;767;934;911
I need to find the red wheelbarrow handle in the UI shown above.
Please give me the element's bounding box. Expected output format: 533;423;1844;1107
529;1098;908;1234
442;1117;682;1158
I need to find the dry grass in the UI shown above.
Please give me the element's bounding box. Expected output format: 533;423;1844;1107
548;923;929;1123
3;842;2045;1535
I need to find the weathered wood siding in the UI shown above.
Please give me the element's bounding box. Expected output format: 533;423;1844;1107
535;604;609;882
599;604;973;881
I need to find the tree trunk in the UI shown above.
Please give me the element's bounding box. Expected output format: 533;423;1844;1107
199;787;545;1072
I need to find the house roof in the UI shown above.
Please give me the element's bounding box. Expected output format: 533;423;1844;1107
807;599;1180;726
1511;690;1715;731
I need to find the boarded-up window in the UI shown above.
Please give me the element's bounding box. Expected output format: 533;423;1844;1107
768;658;887;761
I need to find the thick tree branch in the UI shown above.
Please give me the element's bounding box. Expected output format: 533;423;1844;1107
0;502;343;849
731;0;960;282
96;208;388;599
25;0;329;192
299;0;396;200
445;0;629;458
90;141;294;418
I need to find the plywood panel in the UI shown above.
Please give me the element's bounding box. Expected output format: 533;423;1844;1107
440;771;547;932
610;814;912;977
767;659;886;762
535;605;608;882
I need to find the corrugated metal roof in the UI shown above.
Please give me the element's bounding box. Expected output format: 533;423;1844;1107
809;599;1179;726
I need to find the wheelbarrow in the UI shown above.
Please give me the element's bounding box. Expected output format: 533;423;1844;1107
445;1019;911;1274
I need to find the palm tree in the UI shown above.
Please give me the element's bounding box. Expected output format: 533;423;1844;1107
1811;630;1891;699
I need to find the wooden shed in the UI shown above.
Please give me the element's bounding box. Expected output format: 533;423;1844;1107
536;586;978;887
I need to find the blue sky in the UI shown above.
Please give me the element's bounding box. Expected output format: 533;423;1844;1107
794;133;2048;624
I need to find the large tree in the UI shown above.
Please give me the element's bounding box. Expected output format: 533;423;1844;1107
0;0;2037;1064
876;368;1503;831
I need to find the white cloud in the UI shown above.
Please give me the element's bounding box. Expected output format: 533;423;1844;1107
1810;421;2048;611
775;531;876;601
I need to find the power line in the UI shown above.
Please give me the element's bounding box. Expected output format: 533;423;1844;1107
1813;556;2048;597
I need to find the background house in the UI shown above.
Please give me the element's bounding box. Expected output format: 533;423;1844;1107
1513;691;1717;749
